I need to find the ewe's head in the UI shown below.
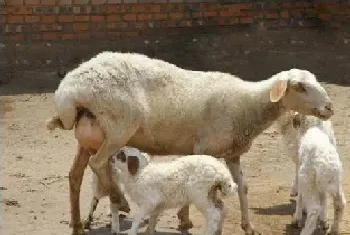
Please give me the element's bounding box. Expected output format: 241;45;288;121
110;147;150;176
269;69;333;120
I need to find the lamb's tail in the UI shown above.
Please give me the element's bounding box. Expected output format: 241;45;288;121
220;177;238;196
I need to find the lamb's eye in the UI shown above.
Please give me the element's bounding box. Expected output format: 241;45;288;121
116;151;126;162
293;82;307;93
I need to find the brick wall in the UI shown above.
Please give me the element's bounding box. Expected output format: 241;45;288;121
1;0;350;42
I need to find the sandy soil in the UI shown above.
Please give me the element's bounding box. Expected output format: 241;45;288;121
1;78;349;235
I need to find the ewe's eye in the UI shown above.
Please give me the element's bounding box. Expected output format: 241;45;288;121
293;82;307;93
116;151;126;163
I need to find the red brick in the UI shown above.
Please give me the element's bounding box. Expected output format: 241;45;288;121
154;13;167;20
107;14;121;21
75;32;91;40
265;12;279;19
124;31;138;37
203;11;217;17
137;13;152;21
107;5;126;13
60;33;74;40
290;9;303;18
169;12;183;19
7;0;23;6
40;0;56;5
7;15;23;23
74;33;90;40
123;13;136;21
107;31;121;39
43;32;57;40
25;15;40;22
25;0;40;5
166;4;185;12
39;23;62;31
0;16;6;23
229;17;239;25
240;16;253;24
318;13;331;21
131;4;160;13
42;15;56;23
206;3;218;12
74;0;89;5
305;9;317;17
280;10;289;19
191;12;202;18
58;0;72;4
91;15;104;22
32;34;41;40
295;2;311;8
74;15;90;22
73;22;89;31
91;0;106;4
134;22;145;28
281;2;293;8
91;32;106;39
219;10;234;17
6;6;33;14
58;15;74;22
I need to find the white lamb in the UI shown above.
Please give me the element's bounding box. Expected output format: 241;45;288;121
290;112;346;235
47;51;335;235
277;110;337;197
111;147;237;235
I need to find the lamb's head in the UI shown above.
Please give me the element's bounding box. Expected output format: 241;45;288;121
291;111;324;131
110;147;150;176
269;69;333;120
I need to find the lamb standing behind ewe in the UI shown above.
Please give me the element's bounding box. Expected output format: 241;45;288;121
289;112;346;235
111;147;237;235
47;51;334;235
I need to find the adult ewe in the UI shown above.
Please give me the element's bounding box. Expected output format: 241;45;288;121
47;51;334;235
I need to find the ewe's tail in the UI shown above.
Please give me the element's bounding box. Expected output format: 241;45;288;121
46;116;65;130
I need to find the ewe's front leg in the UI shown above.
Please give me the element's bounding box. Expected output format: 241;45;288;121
69;145;91;235
290;161;299;197
225;157;260;235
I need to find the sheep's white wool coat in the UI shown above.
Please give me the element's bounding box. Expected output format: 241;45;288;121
297;117;341;194
117;155;236;209
55;51;284;157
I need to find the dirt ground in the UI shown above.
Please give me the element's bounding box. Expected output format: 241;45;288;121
1;74;349;235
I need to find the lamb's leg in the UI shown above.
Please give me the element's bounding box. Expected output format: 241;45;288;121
69;145;91;235
83;196;99;229
177;205;193;231
146;210;160;235
128;208;149;235
110;201;120;235
225;157;258;235
329;186;346;235
290;161;299;197
318;192;329;231
193;197;225;235
300;196;320;235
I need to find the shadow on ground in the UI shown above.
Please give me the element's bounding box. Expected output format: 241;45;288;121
251;199;296;216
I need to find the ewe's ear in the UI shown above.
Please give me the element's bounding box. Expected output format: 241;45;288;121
270;79;288;102
127;156;139;176
292;112;301;128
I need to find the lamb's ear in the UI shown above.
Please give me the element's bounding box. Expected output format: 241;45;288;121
292;112;301;128
270;79;288;102
127;156;139;176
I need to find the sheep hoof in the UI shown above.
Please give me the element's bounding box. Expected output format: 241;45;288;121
177;221;194;231
119;203;131;213
328;228;339;235
83;219;91;229
290;191;298;197
319;220;329;231
71;223;85;235
291;219;302;228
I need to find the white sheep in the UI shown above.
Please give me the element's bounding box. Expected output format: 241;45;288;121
110;147;237;235
47;51;334;235
277;110;337;197
290;112;346;235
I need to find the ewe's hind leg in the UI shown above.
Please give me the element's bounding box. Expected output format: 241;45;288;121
69;145;91;235
88;114;138;213
177;205;194;231
225;157;258;235
146;210;161;235
329;186;346;235
291;190;303;228
290;162;299;197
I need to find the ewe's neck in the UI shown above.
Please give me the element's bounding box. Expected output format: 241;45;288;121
242;74;287;136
